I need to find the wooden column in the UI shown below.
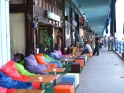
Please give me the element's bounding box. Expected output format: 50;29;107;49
25;0;34;56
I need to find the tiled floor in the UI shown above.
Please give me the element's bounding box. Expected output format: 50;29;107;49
76;48;124;93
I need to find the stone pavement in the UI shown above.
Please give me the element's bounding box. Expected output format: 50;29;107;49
76;48;124;93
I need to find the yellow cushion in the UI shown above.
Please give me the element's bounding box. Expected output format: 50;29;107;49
72;47;77;53
64;47;67;54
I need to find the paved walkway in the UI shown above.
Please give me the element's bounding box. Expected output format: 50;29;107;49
76;48;124;93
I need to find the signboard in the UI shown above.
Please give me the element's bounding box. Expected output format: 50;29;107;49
46;10;60;21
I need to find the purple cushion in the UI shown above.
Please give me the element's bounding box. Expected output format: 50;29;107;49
24;54;49;74
25;64;49;74
25;54;37;66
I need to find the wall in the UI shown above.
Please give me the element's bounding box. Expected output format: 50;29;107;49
10;13;26;55
0;0;10;67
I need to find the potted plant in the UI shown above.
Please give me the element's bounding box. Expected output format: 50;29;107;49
41;34;53;53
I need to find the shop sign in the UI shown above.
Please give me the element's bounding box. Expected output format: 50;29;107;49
46;10;60;21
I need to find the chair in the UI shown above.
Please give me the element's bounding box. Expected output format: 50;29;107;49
43;54;63;68
54;85;74;93
0;86;15;93
1;60;40;89
64;47;67;54
35;53;58;68
72;47;77;54
16;62;36;77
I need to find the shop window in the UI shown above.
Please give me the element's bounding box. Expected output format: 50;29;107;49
10;13;26;55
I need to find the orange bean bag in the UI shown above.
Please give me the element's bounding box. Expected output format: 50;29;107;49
1;60;40;90
88;52;93;57
54;85;74;93
35;53;58;68
75;60;84;68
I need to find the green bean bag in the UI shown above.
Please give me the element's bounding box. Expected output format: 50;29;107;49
15;63;36;77
44;54;65;67
43;54;56;61
19;60;25;65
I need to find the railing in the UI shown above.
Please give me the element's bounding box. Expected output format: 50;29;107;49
114;40;124;54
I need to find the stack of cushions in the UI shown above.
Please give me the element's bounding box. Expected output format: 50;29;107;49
43;54;63;68
0;60;40;90
0;71;33;89
35;53;58;68
0;86;15;93
24;54;49;74
15;62;36;77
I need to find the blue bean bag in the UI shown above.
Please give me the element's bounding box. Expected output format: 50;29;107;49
53;50;65;58
0;71;33;89
43;56;63;68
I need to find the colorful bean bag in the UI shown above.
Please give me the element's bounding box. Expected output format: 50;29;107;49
0;71;33;89
43;56;63;68
57;50;67;56
53;50;65;58
72;47;77;53
35;53;58;68
0;86;15;93
43;54;57;61
24;54;49;74
15;63;36;77
0;60;40;90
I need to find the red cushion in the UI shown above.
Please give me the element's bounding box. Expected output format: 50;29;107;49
0;86;16;93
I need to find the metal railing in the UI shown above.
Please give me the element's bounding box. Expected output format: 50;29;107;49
114;40;124;54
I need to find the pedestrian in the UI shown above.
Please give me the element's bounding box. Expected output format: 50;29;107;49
99;36;103;49
104;35;107;48
93;34;100;56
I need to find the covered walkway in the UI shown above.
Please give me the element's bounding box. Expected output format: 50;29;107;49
76;48;124;93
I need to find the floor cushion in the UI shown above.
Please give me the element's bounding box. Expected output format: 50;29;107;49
15;63;36;77
1;60;40;90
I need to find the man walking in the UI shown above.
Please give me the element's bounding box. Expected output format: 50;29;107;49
93;34;99;56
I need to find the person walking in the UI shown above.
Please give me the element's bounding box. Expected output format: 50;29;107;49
104;35;108;48
93;34;100;56
99;36;103;49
